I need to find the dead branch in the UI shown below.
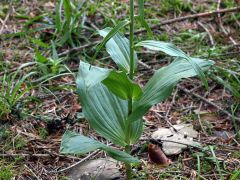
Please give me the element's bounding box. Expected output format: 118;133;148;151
0;153;51;158
0;152;81;160
24;164;41;180
134;6;240;35
52;150;101;173
58;40;101;57
176;85;240;122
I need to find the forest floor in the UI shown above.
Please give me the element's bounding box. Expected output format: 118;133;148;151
0;0;240;179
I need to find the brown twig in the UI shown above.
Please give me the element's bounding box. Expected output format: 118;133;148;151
148;138;202;149
152;88;179;132
24;164;41;180
52;150;101;173
197;21;215;47
0;151;80;160
200;140;240;151
134;6;240;35
165;88;178;121
138;60;240;122
177;85;240;122
154;111;177;131
58;40;101;57
197;92;209;134
0;153;52;158
142;137;240;151
0;5;12;34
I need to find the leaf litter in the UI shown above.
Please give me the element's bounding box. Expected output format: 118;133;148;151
0;0;240;179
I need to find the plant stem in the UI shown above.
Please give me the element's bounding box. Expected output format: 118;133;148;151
125;0;135;179
125;99;133;179
129;0;134;80
125;145;132;179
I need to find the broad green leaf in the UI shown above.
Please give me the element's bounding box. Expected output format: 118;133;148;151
102;71;143;100
94;20;129;60
135;40;208;88
128;58;214;122
77;62;143;146
61;131;140;163
136;40;186;57
138;0;153;37
106;147;140;164
99;27;138;72
129;119;143;143
79;61;111;89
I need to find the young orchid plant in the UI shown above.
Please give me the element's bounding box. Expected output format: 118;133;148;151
60;0;214;179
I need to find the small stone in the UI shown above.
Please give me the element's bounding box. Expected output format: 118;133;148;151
172;124;198;138
66;158;123;180
151;123;201;155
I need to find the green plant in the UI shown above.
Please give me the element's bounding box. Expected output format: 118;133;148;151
10;0;87;47
209;146;224;180
193;146;230;180
159;0;192;15
1;130;27;151
0;164;14;180
211;66;240;99
60;1;214;179
14;136;27;150
0;64;36;119
53;0;86;47
35;42;70;78
231;170;240;180
38;127;48;139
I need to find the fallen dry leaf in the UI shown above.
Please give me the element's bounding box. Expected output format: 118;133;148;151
148;144;172;166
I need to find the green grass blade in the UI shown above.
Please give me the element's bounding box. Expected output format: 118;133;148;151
55;0;64;32
138;0;153;37
51;41;59;59
230;170;240;180
28;36;50;48
10;72;36;105
39;72;74;85
209;146;224;180
63;0;72;26
197;155;201;180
